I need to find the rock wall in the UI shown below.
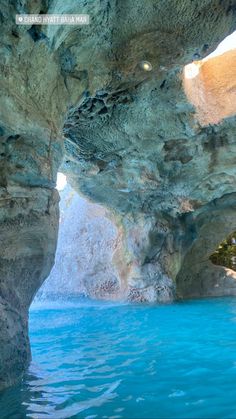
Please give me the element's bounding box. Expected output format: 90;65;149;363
0;128;61;389
0;0;236;389
36;183;128;301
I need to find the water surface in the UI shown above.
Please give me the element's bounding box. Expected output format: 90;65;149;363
1;297;236;418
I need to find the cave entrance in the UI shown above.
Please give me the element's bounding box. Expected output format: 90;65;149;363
210;232;236;271
33;172;124;303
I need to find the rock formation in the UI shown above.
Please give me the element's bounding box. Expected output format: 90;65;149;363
36;183;127;300
0;0;236;389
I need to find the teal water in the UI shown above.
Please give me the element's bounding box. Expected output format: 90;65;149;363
1;297;236;418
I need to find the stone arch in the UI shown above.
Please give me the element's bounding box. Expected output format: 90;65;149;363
176;194;236;299
0;0;236;391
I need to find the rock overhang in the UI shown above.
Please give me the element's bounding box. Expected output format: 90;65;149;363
0;0;236;390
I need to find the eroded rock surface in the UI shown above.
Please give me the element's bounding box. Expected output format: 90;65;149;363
0;0;236;389
36;183;128;300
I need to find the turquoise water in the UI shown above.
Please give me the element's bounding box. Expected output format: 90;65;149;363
1;297;236;418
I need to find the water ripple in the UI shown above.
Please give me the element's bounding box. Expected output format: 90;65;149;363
1;297;236;418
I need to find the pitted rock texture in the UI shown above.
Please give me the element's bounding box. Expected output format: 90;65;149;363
0;0;236;390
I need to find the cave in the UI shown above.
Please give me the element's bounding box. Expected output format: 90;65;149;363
1;1;236;417
35;172;125;301
210;232;236;270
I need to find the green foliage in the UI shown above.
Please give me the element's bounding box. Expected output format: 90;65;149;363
210;232;236;270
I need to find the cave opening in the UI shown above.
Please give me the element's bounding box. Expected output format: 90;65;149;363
2;1;236;416
33;172;124;304
210;231;236;271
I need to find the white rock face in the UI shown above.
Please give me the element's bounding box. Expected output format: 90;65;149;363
37;184;126;300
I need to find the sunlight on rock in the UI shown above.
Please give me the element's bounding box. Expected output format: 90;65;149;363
205;31;236;60
2;1;236;415
184;62;200;80
184;30;236;126
56;172;67;191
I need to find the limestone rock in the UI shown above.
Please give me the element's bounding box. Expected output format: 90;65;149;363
0;0;236;390
37;183;128;300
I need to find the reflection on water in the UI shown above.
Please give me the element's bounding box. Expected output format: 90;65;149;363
1;297;236;418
